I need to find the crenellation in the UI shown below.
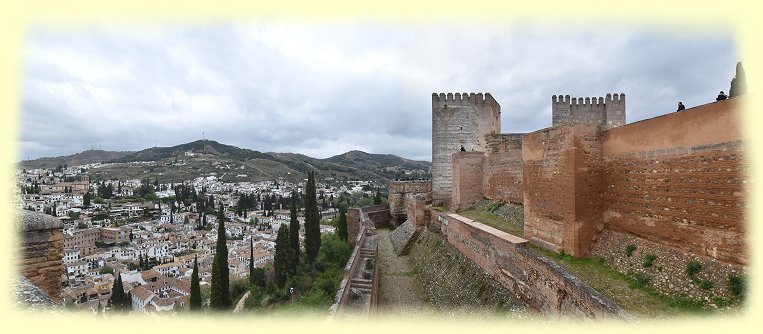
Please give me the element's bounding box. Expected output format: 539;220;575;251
552;93;625;128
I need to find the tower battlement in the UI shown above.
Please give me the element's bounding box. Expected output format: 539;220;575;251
552;93;625;129
432;92;500;109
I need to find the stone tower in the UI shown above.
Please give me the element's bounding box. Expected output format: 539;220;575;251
551;93;625;129
431;93;501;207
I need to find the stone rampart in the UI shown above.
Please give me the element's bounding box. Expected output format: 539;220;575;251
522;123;604;258
16;210;64;303
388;180;431;226
599;98;746;265
442;213;627;318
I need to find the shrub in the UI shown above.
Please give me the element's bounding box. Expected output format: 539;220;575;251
728;273;746;299
643;254;657;268
698;280;713;290
628;271;650;289
686;260;702;277
625;244;636;257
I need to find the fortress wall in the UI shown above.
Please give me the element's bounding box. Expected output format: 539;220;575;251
432;93;500;207
482;149;524;205
599;98;747;265
451;152;485;212
346;208;361;245
405;193;431;227
388;180;431;226
17;211;64;303
522;124;601;256
442;213;625;318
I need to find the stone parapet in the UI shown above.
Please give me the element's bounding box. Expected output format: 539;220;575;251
16;210;64;303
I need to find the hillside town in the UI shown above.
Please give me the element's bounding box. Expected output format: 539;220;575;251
14;159;383;313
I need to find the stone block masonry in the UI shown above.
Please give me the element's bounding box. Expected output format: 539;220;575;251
432;92;500;207
16;210;64;303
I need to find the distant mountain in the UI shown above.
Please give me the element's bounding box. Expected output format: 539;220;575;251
20;149;133;170
20;140;431;184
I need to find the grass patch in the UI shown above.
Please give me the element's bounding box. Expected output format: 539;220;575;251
528;245;711;318
458;208;524;237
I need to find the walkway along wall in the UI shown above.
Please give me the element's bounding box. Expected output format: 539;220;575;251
330;206;379;317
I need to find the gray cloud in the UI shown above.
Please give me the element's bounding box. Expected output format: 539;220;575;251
20;22;735;162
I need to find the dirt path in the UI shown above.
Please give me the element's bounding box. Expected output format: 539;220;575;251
233;291;250;313
376;228;428;315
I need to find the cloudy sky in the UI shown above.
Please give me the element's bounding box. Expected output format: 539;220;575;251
20;21;737;161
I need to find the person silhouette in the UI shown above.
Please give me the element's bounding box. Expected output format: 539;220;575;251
677;102;685;111
716;91;728;101
460;145;466;152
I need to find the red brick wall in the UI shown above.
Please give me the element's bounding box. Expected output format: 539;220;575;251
482;150;524;204
451;152;485;212
405;194;430;227
346;208;360;245
443;214;624;317
522;124;603;257
600;99;746;265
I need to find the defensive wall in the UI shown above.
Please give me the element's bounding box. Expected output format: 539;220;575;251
423;211;624;318
330;206;380;317
431;93;500;207
388;180;431;226
425;90;747;303
16;210;64;303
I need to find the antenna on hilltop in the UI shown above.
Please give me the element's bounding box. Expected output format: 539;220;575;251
202;131;205;141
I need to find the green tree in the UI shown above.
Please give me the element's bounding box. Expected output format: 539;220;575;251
288;191;300;275
189;255;202;311
337;203;348;242
304;171;321;271
373;189;382;205
209;203;231;309
110;273;125;312
274;223;291;288
730;61;748;98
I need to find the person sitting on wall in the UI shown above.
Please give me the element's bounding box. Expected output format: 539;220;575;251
460;145;466;152
677;102;685;111
716;91;728;101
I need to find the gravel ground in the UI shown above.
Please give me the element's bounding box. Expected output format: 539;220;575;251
376;228;431;316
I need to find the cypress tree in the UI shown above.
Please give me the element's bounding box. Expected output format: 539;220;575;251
110;272;124;311
124;291;132;311
337;203;348;242
288;191;300;274
303;171;321;271
274;224;290;288
730;61;748;98
189;255;201;311
210;203;230;309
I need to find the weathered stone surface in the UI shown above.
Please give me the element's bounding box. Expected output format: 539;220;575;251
14;276;61;311
16;210;64;303
389;220;421;256
15;210;63;232
432;92;500;207
388;180;431;227
451;151;485;212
